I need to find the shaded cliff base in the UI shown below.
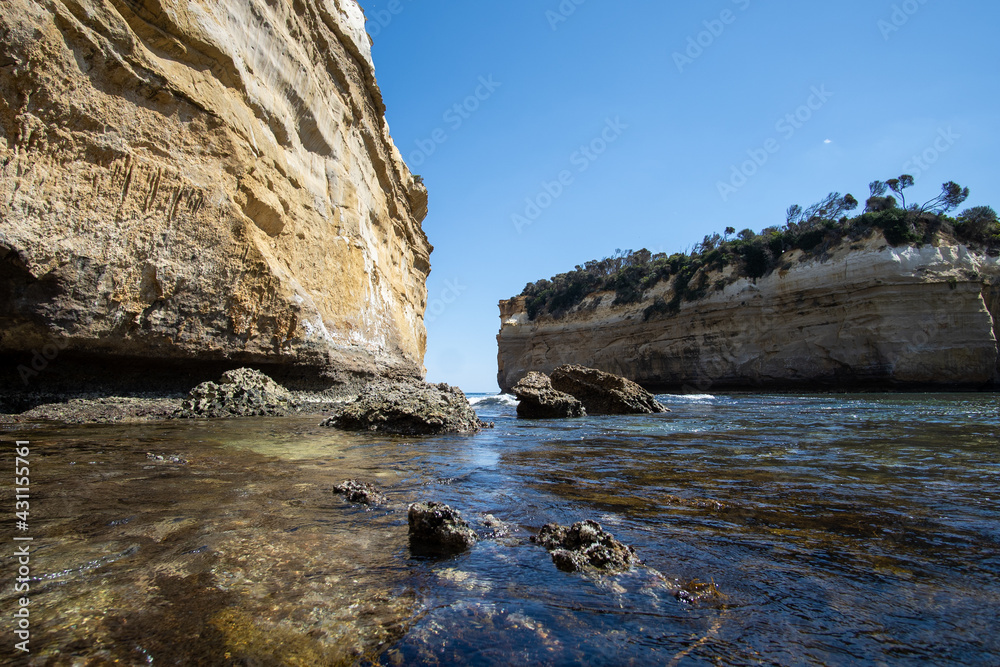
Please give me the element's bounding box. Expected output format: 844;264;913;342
0;352;421;422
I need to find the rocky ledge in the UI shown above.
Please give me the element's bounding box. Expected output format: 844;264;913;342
1;368;493;428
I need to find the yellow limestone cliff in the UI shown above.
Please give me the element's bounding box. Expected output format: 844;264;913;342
498;239;1000;392
0;0;430;386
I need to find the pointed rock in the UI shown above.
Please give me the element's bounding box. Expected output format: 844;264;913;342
550;365;668;415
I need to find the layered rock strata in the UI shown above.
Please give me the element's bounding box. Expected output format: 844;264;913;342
0;0;431;392
498;241;1000;392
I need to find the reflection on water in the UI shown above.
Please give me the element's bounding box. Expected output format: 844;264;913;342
2;393;998;665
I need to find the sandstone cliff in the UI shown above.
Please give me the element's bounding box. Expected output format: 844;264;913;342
0;0;430;390
498;238;1000;392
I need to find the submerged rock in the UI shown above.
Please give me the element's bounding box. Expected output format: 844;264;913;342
511;372;586;419
408;502;477;552
323;381;488;435
145;452;188;465
674;579;726;605
532;520;638;574
480;513;513;539
175;368;299;418
333;479;387;506
550;365;668;415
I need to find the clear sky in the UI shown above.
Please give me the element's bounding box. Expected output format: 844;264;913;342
355;0;1000;392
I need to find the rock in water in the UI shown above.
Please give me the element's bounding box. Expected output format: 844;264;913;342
333;480;387;506
532;520;638;574
323;381;487;435
549;365;668;415
479;514;512;539
176;368;298;418
511;372;586;419
408;502;477;552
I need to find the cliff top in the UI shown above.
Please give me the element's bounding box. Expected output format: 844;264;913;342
513;183;998;321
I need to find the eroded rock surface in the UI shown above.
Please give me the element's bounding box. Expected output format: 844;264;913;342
0;0;431;388
532;520;638;574
333;479;387;506
549;366;667;415
323;381;488;435
176;368;298;418
408;502;477;552
511;371;586;419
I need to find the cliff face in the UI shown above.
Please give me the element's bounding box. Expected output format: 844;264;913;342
0;0;431;388
498;239;1000;392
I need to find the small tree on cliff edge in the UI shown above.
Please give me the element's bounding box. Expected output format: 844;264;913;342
786;194;858;226
866;180;896;212
886;174;915;209
919;181;970;215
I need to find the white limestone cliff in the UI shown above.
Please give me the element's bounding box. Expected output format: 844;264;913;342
498;237;1000;392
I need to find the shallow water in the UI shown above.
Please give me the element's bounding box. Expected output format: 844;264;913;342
2;393;998;665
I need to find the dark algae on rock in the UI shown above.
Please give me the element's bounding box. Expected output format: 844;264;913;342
408;502;478;553
532;520;639;574
175;368;300;418
324;380;491;435
333;479;388;507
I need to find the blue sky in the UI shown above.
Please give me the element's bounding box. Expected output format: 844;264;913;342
355;0;1000;392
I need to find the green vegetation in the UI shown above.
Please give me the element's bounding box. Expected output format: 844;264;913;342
518;178;998;321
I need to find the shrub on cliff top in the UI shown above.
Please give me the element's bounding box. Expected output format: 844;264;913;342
955;206;999;243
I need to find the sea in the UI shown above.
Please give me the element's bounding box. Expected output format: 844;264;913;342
2;392;998;665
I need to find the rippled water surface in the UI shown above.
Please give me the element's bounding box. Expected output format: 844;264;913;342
3;393;998;665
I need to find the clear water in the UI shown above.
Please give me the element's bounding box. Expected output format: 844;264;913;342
3;393;998;665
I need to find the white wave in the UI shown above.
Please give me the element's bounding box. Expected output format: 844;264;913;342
468;394;519;408
660;394;716;401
